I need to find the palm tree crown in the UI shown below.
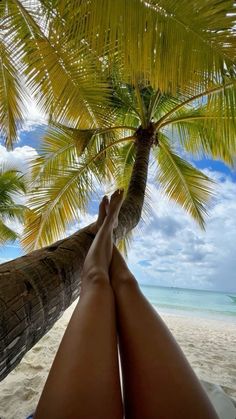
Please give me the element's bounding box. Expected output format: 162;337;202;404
0;0;235;250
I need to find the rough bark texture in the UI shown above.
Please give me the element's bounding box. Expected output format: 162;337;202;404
0;130;153;381
115;123;156;240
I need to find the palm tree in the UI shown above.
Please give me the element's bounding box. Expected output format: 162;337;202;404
0;166;27;244
0;0;236;380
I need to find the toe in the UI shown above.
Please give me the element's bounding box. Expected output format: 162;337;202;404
118;188;124;197
111;189;124;200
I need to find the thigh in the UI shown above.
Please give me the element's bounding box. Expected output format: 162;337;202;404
114;281;217;419
34;281;123;419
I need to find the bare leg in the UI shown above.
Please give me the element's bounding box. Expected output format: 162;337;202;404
34;192;124;419
110;246;218;419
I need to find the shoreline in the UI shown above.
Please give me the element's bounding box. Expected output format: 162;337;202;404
0;302;235;418
140;285;236;324
158;306;236;324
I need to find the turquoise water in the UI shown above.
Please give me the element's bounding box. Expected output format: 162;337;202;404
140;285;236;322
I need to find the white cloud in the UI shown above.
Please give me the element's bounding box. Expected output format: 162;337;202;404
64;213;97;238
127;172;236;292
0;144;38;174
58;172;236;292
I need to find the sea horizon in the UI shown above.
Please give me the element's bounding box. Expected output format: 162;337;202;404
139;283;236;294
140;284;236;322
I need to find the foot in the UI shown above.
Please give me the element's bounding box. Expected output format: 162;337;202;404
88;196;109;236
106;189;124;228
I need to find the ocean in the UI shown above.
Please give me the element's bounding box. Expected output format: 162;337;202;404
140;285;236;322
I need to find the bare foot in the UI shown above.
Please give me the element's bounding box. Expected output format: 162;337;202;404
106;189;124;228
88;196;109;236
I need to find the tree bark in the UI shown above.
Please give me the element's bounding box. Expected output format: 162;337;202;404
0;130;154;381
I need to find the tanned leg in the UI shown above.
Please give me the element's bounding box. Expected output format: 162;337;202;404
110;245;218;419
34;191;124;419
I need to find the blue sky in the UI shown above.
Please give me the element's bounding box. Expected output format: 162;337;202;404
1;123;236;292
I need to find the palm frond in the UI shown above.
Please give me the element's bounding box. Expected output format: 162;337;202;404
109;77;141;126
0;204;28;220
1;0;112;128
117;229;134;258
0;40;26;149
0;168;26;196
135;84;148;127
154;134;215;229
0;220;18;244
163;109;236;166
23;134;134;250
155;81;236;129
157;83;236;165
31;122;136;182
66;0;236;93
150;0;236;63
113;142;136;192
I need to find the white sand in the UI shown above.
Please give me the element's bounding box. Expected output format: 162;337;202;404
163;313;236;398
0;302;235;419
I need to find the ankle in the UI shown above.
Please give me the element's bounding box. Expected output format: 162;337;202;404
103;213;116;227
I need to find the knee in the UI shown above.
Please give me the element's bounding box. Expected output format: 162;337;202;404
82;268;110;286
119;272;137;284
111;270;138;291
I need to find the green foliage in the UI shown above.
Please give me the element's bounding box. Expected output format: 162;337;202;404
64;0;236;91
0;166;27;244
22;124;135;250
154;133;215;229
0;40;26;149
156;82;236;165
1;0;236;147
117;229;134;259
24;79;236;250
0;1;236;249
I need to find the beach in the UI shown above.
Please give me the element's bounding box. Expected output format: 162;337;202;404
0;301;235;419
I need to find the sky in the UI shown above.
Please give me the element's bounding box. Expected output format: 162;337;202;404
0;114;236;293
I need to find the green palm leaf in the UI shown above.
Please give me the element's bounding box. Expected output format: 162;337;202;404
30;121;136;181
23;133;134;250
154;134;215;228
0;166;27;244
113;142;136;192
1;0;112;138
0;220;18;244
65;0;236;93
0;40;26;149
0;168;26;196
117;229;134;258
163;108;236;166
156;82;236;165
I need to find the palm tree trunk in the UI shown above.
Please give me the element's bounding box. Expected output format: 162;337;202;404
0;129;154;381
115;124;156;240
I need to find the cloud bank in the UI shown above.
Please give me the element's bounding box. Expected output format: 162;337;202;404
0;144;37;174
127;172;236;292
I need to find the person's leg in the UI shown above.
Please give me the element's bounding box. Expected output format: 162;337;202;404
110;246;218;419
34;191;124;419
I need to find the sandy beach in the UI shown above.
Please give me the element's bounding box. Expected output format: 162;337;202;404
0;301;235;419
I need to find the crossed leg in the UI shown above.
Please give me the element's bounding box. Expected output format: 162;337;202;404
34;192;124;419
34;191;218;419
110;245;218;419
